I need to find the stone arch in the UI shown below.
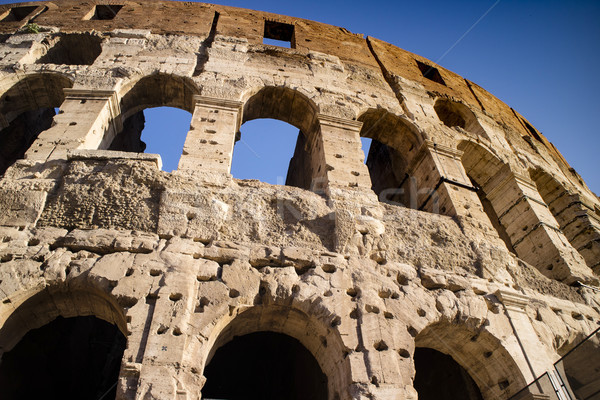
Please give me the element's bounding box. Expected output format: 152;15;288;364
0;72;74;173
357;108;423;205
238;86;321;189
0;72;74;122
415;321;527;399
530;168;600;272
108;73;199;156
458;140;516;253
241;86;319;135
201;304;351;400
119;72;199;119
0;284;127;399
0;284;127;353
434;98;488;139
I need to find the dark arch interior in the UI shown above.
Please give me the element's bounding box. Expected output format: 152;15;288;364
203;331;327;400
363;138;408;205
434;100;467;129
0;315;126;400
0;107;56;175
414;347;483;400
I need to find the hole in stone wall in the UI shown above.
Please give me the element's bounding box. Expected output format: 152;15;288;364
0;316;126;399
231;118;304;187
109;107;191;172
203;331;327;400
263;20;294;48
416;60;446;85
414;347;483;400
85;4;123;20
0;6;37;22
435;100;466;129
36;34;103;65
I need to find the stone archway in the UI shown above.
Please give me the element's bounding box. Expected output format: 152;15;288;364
433;98;488;139
203;331;327;400
201;304;351;400
0;286;128;399
0;72;74;174
415;321;527;399
239;86;321;189
357;108;422;206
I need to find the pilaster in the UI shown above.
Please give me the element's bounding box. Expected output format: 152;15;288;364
177;95;242;176
24;88;122;161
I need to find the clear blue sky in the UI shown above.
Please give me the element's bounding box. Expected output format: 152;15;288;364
2;0;598;195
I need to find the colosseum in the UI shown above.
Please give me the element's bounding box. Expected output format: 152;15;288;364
0;1;598;399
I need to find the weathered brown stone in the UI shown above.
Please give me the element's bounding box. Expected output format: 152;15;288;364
0;1;598;399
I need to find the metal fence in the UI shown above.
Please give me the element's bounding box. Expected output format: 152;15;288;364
510;327;600;400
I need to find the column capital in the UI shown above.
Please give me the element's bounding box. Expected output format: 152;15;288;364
63;88;123;133
193;95;243;112
318;114;363;132
496;289;530;313
63;88;118;100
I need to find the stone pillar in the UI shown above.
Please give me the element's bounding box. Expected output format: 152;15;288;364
177;95;242;176
497;290;556;395
313;114;371;191
485;167;594;283
546;192;600;274
407;141;480;215
134;259;203;399
24;89;122;161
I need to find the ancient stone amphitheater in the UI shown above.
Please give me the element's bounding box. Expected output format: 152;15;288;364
0;1;599;399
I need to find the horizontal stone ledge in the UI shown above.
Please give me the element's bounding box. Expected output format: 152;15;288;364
67;150;162;169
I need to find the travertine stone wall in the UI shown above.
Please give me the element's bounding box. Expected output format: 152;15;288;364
0;1;599;399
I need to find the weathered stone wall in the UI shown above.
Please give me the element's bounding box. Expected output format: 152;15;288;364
0;1;599;399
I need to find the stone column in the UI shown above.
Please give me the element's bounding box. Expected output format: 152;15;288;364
24;88;122;161
177;95;242;177
313;114;371;191
134;259;203;399
407;141;480;214
485;167;594;283
497;290;557;397
546;191;600;274
406;141;509;248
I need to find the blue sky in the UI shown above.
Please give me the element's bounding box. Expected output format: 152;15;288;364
2;0;599;194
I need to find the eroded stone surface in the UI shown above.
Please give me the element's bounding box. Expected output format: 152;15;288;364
0;1;599;399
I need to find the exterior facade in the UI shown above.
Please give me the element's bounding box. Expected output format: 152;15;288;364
0;1;598;399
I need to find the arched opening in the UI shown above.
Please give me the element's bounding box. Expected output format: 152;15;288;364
469;174;516;255
433;99;487;139
201;305;350;400
203;331;327;400
414;347;483;400
358;109;422;207
459;141;516;254
36;33;103;66
231;118;302;185
108;106;191;172
110;73;198;171
0;73;73;174
236;86;319;190
0;286;128;399
415;322;527;399
0;315;126;399
530;168;600;270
